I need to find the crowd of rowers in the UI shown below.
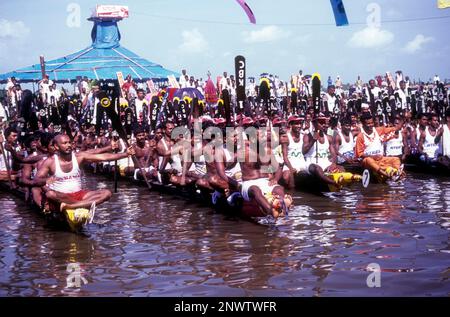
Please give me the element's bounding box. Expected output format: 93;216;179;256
1;100;450;221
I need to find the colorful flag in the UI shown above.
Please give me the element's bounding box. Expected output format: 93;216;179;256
235;0;256;24
437;0;450;9
330;0;349;26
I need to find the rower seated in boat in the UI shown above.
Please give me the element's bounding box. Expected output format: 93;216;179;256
355;112;405;180
33;134;135;213
333;117;357;165
0;127;21;183
196;124;242;204
156;121;183;184
418;113;442;166
302;112;345;188
239;124;292;220
131;126;159;181
281;115;308;189
18;133;55;206
21;133;118;208
1;128;49;185
434;109;450;169
384;116;409;162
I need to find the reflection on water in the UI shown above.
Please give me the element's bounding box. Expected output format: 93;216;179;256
0;173;449;296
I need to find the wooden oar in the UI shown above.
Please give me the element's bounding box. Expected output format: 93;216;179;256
113;141;119;193
113;158;118;193
114;119;152;191
312;73;321;164
98;90;152;190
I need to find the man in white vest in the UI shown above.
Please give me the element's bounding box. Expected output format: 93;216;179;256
34;134;135;213
355;113;405;179
435;109;450;168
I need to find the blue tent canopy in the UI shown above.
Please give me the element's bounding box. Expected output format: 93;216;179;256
0;18;179;83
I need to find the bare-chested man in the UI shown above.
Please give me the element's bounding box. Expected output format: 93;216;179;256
129;127;158;180
156;121;182;183
239;124;291;219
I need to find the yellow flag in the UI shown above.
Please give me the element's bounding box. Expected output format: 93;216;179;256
438;0;450;9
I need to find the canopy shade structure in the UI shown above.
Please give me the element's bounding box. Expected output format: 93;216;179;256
0;14;179;84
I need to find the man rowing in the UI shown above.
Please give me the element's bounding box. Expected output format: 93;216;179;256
33;134;135;214
18;133;55;206
410;113;429;155
132;126;158;181
355;112;405;180
195;121;236;196
157;121;182;184
281;115;308;189
333;117;356;165
1;127;21;179
2;128;48;184
239;122;292;220
384;116;408;162
434;109;450;169
302;112;344;188
21;133;118;208
418;113;441;166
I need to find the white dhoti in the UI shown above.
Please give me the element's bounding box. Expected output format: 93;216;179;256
282;157;308;172
134;166;155;180
241;178;275;202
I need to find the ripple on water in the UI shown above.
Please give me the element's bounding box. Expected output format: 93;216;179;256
0;174;449;296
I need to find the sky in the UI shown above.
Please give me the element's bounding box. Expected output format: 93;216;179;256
0;0;449;83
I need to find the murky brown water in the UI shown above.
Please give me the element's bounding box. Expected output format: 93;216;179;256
1;173;449;296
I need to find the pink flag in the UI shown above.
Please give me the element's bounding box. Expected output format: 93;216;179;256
235;0;256;24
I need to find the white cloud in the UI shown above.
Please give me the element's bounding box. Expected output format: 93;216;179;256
0;19;30;39
348;26;394;48
242;26;290;43
403;34;434;54
178;28;209;54
293;34;312;45
386;9;402;19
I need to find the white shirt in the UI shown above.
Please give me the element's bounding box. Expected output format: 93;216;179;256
395;89;409;110
325;93;337;112
39;80;54;95
48;153;82;194
277;85;287;97
246;83;256;97
219;77;229;91
135;98;148;117
179;74;188;87
6;80;15;90
47;89;60;105
441;124;450;157
81;80;89;92
365;86;381;100
0;103;7;122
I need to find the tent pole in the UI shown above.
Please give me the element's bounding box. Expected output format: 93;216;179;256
40;55;46;79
